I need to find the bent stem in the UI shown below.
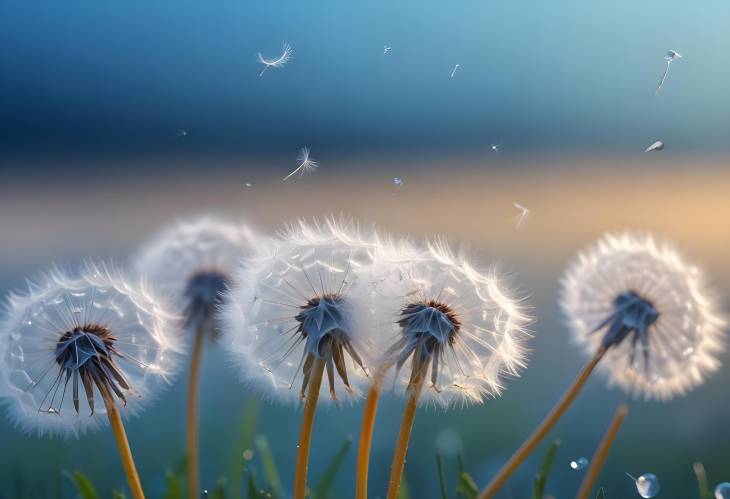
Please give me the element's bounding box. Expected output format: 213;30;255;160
294;358;326;499
102;388;145;499
386;374;425;499
479;347;606;499
356;364;391;499
187;326;205;499
576;402;629;499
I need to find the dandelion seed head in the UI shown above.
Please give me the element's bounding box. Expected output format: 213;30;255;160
221;218;380;404
561;232;726;400
0;263;182;437
257;42;292;76
134;215;257;335
370;238;532;408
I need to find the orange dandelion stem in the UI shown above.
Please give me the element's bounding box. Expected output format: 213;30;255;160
356;364;391;499
576;402;629;499
479;346;606;499
293;358;326;499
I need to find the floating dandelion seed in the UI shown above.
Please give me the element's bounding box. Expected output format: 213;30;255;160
491;142;503;153
284;147;319;181
480;232;726;499
384;45;392;55
393;177;403;189
134;215;256;497
244;181;253;188
645;140;664;152
0;264;181;498
368;239;531;499
655;50;681;94
562;233;725;400
175;129;188;140
450;64;461;79
514;202;529;229
257;42;292;77
221;218;379;499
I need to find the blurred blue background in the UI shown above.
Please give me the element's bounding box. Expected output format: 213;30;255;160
1;2;730;498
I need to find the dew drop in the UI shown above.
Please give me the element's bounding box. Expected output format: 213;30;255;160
570;457;589;470
627;472;660;498
715;483;730;499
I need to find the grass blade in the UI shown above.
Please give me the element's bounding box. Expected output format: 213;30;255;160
65;471;100;499
436;454;448;499
456;471;478;499
397;477;411;499
209;477;227;499
163;470;184;499
596;487;606;499
230;401;259;499
254;435;283;498
112;491;127;499
311;435;353;499
532;439;561;499
693;462;713;499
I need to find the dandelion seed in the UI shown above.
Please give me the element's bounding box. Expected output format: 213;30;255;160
364;238;531;499
0;264;181;497
450;64;460;79
384;45;392;55
134;216;257;497
257;42;293;77
562;233;725;400
244;181;253;188
481;232;726;498
644;140;664;152
175;129;188;140
221;218;380;499
514;202;529;229
491;141;503;153
393;177;403;189
284;147;319;181
655;50;681;94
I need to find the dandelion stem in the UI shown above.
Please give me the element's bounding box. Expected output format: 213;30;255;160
187;326;205;499
356;365;391;499
102;388;145;499
478;347;606;499
386;374;425;499
294;358;326;499
576;402;628;499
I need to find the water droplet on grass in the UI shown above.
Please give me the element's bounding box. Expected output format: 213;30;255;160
715;483;730;499
570;457;589;470
627;472;660;498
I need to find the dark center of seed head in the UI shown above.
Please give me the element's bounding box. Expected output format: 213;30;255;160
592;290;660;370
53;324;130;415
183;270;229;329
398;300;460;350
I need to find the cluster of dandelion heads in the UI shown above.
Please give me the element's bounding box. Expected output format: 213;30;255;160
0;263;182;437
371;238;532;408
221;218;380;404
134;216;257;334
561;232;726;400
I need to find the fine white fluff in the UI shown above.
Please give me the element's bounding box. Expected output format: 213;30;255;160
369;237;532;408
0;263;182;437
561;232;726;400
134;215;257;331
220;218;379;404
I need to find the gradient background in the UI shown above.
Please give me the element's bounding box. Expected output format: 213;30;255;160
1;2;730;498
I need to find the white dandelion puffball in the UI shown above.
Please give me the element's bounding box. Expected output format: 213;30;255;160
134;216;257;333
561;233;726;400
221;219;379;404
372;238;532;407
0;264;182;437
